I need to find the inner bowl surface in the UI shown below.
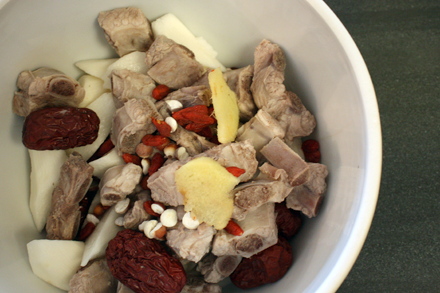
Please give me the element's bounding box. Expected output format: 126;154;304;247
0;0;381;292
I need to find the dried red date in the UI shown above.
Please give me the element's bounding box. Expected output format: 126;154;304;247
22;107;99;150
106;229;186;293
230;237;293;289
275;203;302;239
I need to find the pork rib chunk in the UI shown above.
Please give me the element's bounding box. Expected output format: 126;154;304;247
68;258;117;293
111;69;156;108
155;85;211;110
111;98;162;155
236;109;285;158
250;39;316;141
13;68;85;117
99;163;142;206
46;152;93;240
123;191;153;229
212;203;278;258
286;163;329;218
166;223;216;263
223;65;256;121
233;163;293;211
198;254;242;283
146;35;204;89
261;137;310;186
98;7;154;57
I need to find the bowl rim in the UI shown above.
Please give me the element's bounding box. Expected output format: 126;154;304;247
0;0;382;292
307;0;382;292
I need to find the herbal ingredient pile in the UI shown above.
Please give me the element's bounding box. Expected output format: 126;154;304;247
13;7;328;293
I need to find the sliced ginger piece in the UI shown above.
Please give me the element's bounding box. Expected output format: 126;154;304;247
175;157;240;229
209;68;240;144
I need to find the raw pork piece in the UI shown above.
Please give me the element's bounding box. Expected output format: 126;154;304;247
46;152;93;240
250;39;315;141
146;35;204;89
123;191;153;229
148;141;257;206
223;65;256;121
166;223;216;263
181;276;222;293
99;163;142;206
202;140;258;183
68;258;117;293
260;137;309;186
169;125;217;156
117;282;136;293
236;109;285;157
98;7;154;56
231;205;248;221
155;85;211;109
233;163;293;211
211;203;278;258
111;69;156;108
111;98;162;155
198;254;242;283
266;91;316;141
13;68;85;117
286;163;328;218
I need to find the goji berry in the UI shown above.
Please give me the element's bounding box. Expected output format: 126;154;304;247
152;117;172;137
185;122;210;133
224;219;244;236
197;126;213;138
149;153;165;176
140;175;149;190
152;84;171;101
302;139;320;153
304;150;321;163
122;153;142;166
88;137;114;162
142;134;170;151
78;222;96;241
226;166;246;177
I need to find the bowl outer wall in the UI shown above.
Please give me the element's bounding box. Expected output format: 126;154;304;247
0;0;381;293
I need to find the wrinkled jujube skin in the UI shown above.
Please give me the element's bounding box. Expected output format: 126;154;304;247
230;237;293;289
275;202;303;239
22;106;100;150
106;229;186;293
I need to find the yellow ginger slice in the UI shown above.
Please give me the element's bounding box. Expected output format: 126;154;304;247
175;157;240;229
209;68;240;144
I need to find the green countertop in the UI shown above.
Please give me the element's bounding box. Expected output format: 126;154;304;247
323;1;440;292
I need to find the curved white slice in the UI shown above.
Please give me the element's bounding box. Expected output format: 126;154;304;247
89;149;125;179
81;206;123;266
152;13;226;71
27;239;85;291
78;75;108;108
101;51;150;89
75;58;117;79
29;150;67;232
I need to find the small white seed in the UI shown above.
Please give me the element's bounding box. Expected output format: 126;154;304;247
143;220;158;239
160;209;178;227
138;220;148;231
163;144;178;159
151;203;165;215
85;214;100;227
114;217;125;227
182;212;200;230
165;117;178;133
176;147;189;161
166;100;183;112
141;158;150;175
115;198;130;214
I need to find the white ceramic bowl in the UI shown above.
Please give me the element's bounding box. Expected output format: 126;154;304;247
0;0;382;292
